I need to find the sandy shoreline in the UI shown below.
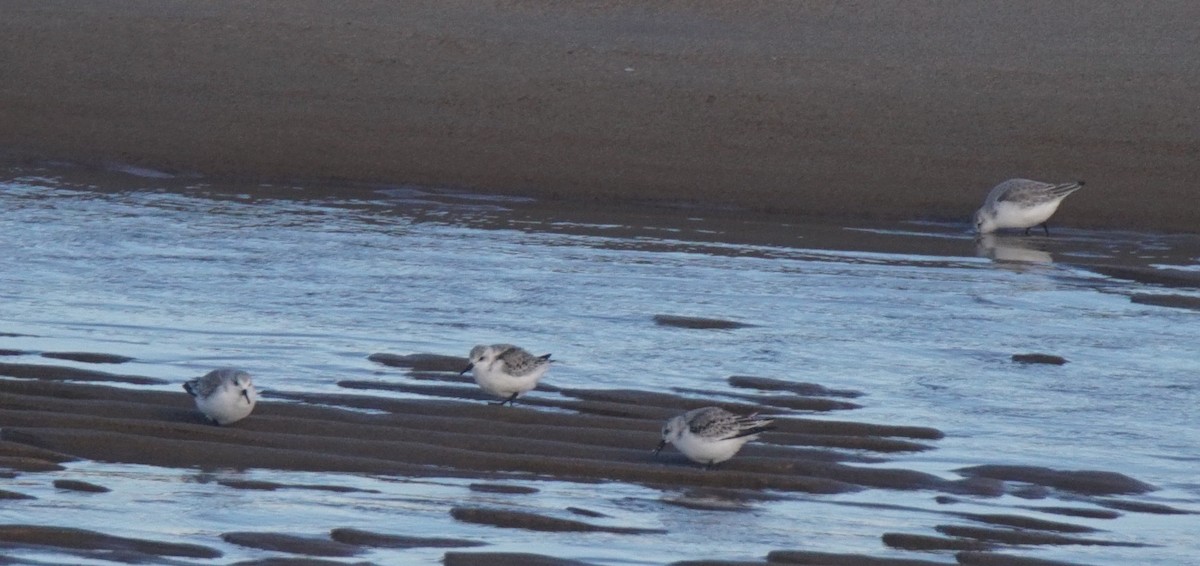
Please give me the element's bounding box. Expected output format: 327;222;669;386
0;349;1184;564
2;1;1198;231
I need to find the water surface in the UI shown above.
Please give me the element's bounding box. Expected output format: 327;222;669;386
1;164;1198;564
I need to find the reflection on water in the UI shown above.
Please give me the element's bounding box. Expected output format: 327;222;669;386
1;164;1200;564
975;233;1054;266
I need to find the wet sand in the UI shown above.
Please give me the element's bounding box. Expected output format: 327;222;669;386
2;1;1199;231
0;353;1185;564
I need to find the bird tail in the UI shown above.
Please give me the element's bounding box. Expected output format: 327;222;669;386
1048;181;1085;198
183;380;198;397
729;415;777;440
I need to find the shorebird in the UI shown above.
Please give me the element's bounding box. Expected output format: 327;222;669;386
654;406;775;468
973;178;1085;235
461;344;551;406
183;368;257;425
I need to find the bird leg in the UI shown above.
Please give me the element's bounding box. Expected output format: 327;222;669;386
491;392;519;407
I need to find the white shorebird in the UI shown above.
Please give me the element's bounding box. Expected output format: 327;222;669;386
973;178;1085;235
183;368;257;425
654;406;775;468
460;344;552;406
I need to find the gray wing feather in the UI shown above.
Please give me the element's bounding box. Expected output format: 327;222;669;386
184;375;218;398
686;407;730;435
686;407;774;440
184;368;245;398
1044;181;1085;199
992;179;1084;206
497;346;550;376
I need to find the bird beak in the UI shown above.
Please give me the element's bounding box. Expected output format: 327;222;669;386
460;363;473;375
241;389;252;403
653;439;666;456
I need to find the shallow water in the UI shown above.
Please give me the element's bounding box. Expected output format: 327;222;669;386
1;164;1199;564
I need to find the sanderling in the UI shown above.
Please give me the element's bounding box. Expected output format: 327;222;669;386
183;368;257;425
654;406;775;468
460;344;551;406
973;178;1085;235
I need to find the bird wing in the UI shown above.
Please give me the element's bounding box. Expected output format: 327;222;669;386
183;374;218;398
688;408;776;440
725;415;777;440
993;180;1082;206
687;407;770;440
686;407;732;436
1045;181;1085;199
497;346;549;376
992;179;1051;206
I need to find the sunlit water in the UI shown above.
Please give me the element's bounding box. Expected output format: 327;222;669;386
1;166;1198;564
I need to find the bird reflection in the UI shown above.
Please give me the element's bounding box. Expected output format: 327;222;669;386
975;234;1053;266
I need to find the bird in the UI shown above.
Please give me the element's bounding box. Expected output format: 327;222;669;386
973;178;1085;235
460;344;551;406
654;406;775;468
183;368;257;425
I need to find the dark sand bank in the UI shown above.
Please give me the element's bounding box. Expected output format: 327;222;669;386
0;355;1188;564
2;1;1198;231
0;525;223;560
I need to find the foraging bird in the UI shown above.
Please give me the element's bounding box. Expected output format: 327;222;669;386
973;178;1085;235
183;368;257;425
461;344;551;406
654;406;775;468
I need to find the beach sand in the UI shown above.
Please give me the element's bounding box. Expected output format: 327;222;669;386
2;1;1197;231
